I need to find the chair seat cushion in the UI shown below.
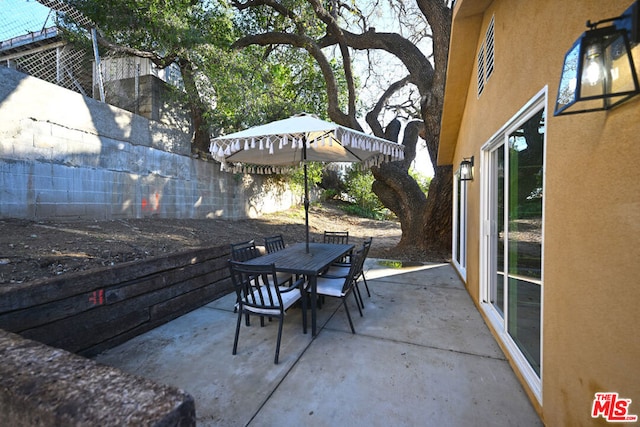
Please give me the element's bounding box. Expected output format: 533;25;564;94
243;286;301;315
326;265;350;277
314;276;347;297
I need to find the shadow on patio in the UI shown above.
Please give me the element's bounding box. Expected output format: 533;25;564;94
93;260;542;426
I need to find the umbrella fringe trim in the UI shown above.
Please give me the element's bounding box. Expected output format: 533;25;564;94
217;153;399;176
210;137;405;167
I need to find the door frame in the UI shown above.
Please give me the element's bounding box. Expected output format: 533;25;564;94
452;170;468;279
479;87;547;403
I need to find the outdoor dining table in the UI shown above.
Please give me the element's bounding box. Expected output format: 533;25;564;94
242;242;354;336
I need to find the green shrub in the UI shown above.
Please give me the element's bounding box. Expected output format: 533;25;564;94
341;203;389;220
344;167;384;212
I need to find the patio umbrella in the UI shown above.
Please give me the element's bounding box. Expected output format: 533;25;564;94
209;113;404;253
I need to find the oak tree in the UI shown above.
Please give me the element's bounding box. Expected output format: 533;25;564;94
230;0;453;255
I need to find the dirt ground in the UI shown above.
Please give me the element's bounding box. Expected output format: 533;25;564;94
0;201;447;285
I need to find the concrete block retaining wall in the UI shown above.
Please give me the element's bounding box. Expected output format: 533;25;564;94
0;67;296;220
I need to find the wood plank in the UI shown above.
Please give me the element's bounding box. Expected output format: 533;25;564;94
3;244;234;353
21;303;151;353
0;246;229;311
0;256;230;331
78;283;229;357
21;277;232;352
149;284;227;322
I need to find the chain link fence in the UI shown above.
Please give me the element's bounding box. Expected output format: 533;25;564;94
1;0;184;121
0;0;95;96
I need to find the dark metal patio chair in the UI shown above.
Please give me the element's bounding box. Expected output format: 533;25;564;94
311;247;365;334
323;231;351;265
324;237;373;308
264;234;297;283
228;261;307;364
323;230;349;244
229;240;262;314
264;234;295;285
230;238;291;306
264;234;286;253
230;239;261;262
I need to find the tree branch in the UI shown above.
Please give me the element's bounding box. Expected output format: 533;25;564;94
319;30;434;93
94;33;179;69
365;75;412;138
232;32;357;128
306;0;358;124
232;0;306;34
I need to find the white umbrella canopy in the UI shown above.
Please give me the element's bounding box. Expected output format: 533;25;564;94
210;113;404;169
209;113;404;252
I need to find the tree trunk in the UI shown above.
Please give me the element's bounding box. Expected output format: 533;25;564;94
421;165;452;255
372;162;428;247
371;120;427;247
177;59;211;154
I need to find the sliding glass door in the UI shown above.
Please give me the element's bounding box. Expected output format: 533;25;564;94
481;91;545;398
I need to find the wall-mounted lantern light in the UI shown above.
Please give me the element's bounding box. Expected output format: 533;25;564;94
554;1;640;116
459;156;474;181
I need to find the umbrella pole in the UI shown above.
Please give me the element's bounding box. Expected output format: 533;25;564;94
303;142;310;254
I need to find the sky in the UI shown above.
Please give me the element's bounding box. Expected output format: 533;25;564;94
0;0;54;41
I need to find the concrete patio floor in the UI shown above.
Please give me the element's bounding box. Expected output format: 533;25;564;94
93;260;542;426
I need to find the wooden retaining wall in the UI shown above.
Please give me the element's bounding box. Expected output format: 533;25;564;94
0;245;232;357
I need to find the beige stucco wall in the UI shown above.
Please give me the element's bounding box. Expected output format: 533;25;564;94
442;0;640;425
